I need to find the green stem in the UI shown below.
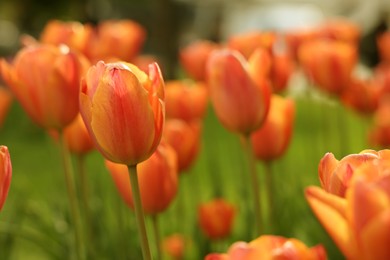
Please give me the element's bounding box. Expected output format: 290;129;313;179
241;135;262;236
128;165;152;260
59;132;85;260
151;215;162;260
264;161;274;233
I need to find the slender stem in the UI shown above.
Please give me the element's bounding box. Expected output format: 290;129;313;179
128;165;152;260
59;132;85;260
151;215;162;260
241;135;262;236
264;161;274;232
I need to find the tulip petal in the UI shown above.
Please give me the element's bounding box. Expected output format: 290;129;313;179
318;153;339;191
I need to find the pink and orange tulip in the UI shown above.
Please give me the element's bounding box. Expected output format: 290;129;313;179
0;45;90;130
305;153;390;260
198;198;235;240
205;235;326;260
0;146;12;211
79;61;165;165
206;49;271;135
251;95;295;161
105;141;178;215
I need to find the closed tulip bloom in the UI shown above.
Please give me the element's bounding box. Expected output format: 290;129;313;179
80;61;164;165
0;87;12;128
270;52;294;93
227;31;276;59
179;40;219;81
0;146;12;211
205;235;326;260
207;49;271;135
305;157;390;260
318;19;360;45
63;114;95;155
162;234;186;260
251;95;295;161
377;31;390;64
368;99;390;147
318;149;388;197
105;141;178;214
298;39;357;95
165;80;208;121
0;45;90;130
198;198;235;240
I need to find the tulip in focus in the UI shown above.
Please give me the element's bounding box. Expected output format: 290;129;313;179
162;234;186;260
63;114;95;156
305;153;390;260
0;146;12;211
105;141;178;215
0;45;90;130
198;198;235;240
205;235;327;260
206;49;271;135
0;87;12;128
79;61;165;165
251;95;295;161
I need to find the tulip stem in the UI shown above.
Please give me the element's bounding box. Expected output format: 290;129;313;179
242;135;263;236
151;215;162;260
128;165;152;260
59;132;85;260
264;162;274;232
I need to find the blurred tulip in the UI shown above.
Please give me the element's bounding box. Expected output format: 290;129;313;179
206;49;271;135
164;119;202;172
0;87;12;128
63;114;95;156
105;141;178;215
205;235;326;260
0;45;90;130
131;54;160;74
318;149;388;197
270;51;294;93
165;80;208;121
227;31;275;59
198;198;235;240
368;99;390;147
318;19;360;45
79;61;164;165
162;234;186;260
377;31;390;64
305;157;390;260
251;95;295;161
0;146;11;211
298;39;357;95
180;40;219;81
284;28;320;61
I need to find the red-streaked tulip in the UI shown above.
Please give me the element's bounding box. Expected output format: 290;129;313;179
318;149;388;197
198;198;235;240
79;61;164;165
164;119;202;172
105;141;178;215
63;114;95;155
227;31;275;59
205;235;327;260
162;234;186;260
298;39;357;95
206;49;271;135
318;19;360;45
179;40;220;81
305;157;390;260
251;95;295;161
0;146;12;211
165;80;208;121
0;87;12;128
0;45;90;130
377;31;390;64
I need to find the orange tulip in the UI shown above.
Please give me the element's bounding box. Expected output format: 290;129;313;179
368;99;390;147
0;45;90;130
131;54;160;74
205;235;326;260
63;114;95;155
79;61;165;165
251;95;295;161
284;28;320;61
270;51;294;93
318;149;388;197
179;40;219;81
0;146;12;211
298;39;357;95
0;87;12;128
164;119;202;172
377;31;390;64
165;80;208;121
105;141;178;215
227;31;276;59
305;155;390;260
198;198;235;240
318;19;360;45
206;49;271;135
162;234;186;260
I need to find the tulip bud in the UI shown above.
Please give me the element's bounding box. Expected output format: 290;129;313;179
0;146;12;211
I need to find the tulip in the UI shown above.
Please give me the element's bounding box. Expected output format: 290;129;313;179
198;198;235;240
162;234;186;260
0;87;13;128
269;51;294;93
0;146;11;212
377;31;390;64
79;60;164;165
298;39;357;95
318;19;360;45
179;40;219;81
0;44;90;130
368;99;390;147
318;149;390;197
105;141;178;215
205;235;327;260
305;157;390;260
251;95;295;161
206;48;271;135
63;114;95;156
284;27;320;61
227;31;275;59
165;80;208;121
